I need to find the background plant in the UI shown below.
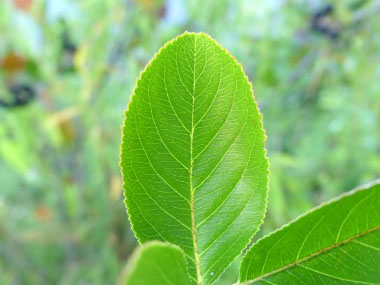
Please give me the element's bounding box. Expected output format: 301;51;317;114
1;0;380;284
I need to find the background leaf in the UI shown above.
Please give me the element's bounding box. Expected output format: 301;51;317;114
120;32;269;284
240;179;380;284
118;241;190;285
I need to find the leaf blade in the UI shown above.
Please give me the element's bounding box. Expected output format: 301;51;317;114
240;180;380;284
121;32;269;284
118;241;191;285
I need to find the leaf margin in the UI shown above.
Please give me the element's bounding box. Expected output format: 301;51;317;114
120;31;271;284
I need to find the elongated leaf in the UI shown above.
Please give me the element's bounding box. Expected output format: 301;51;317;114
240;180;380;284
118;241;190;285
120;32;269;284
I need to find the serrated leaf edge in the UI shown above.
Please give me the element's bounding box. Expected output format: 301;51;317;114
119;31;270;285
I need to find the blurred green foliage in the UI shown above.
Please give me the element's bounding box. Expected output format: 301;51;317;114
0;0;379;284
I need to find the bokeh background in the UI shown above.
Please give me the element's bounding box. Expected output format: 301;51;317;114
1;0;380;284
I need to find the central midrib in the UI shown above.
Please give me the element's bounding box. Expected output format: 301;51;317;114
190;35;203;285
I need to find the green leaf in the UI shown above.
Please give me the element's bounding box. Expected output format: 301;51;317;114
118;241;191;285
120;32;269;284
240;180;380;284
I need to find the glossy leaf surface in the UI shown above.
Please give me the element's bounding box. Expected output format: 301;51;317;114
240;180;380;284
120;32;268;284
119;241;190;285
